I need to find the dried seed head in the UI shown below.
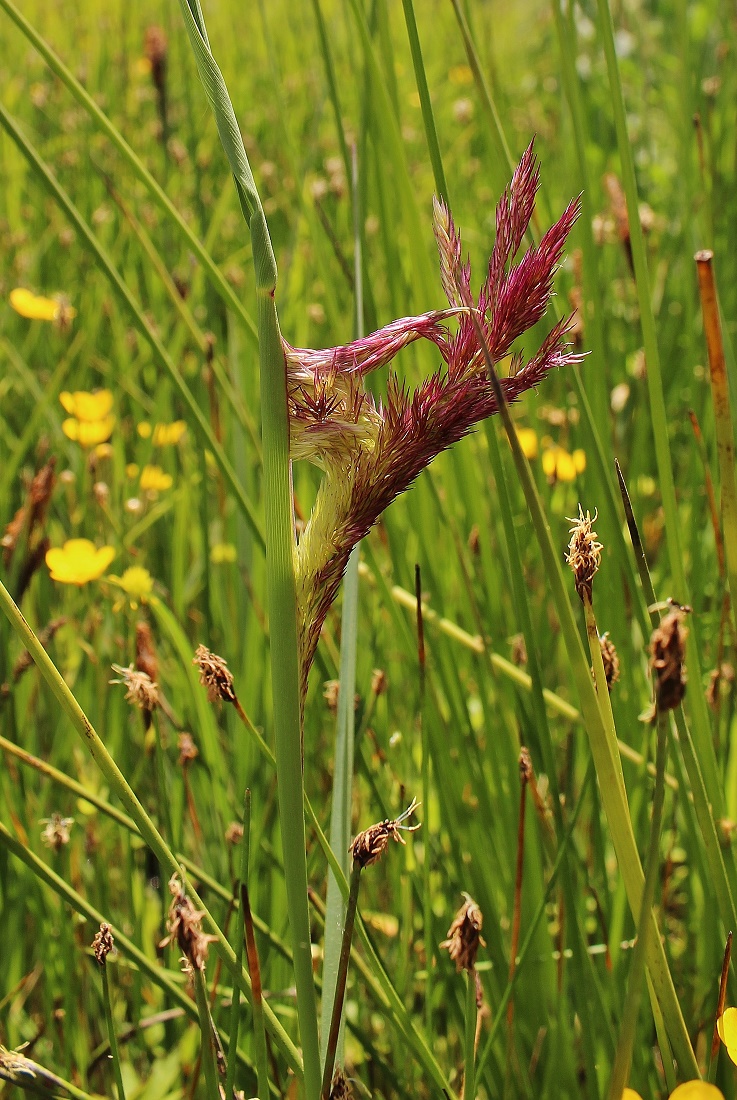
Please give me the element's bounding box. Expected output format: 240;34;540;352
707;662;734;710
329;1067;354;1100
350;799;421;869
225;821;245;846
510;633;527;667
598;633;620;692
565;506;602;602
92;923;114;965
40;813;74;852
323;679;340;713
160;875;217;972
440;893;485;973
371;668;387;696
177;732;198;767
650;605;690;712
193;644;237;705
519;746;533;784
135;620;158;683
144;26;167;92
110;663;160;711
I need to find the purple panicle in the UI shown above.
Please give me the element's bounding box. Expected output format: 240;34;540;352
288;143;582;697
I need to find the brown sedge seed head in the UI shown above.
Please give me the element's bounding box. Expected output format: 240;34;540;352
350;798;421;869
565;505;602;602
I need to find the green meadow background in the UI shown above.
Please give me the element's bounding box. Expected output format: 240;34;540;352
1;0;736;1098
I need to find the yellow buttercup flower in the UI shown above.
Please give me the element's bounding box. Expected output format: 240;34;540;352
448;64;473;85
137;421;152;439
542;445;586;482
46;539;115;585
62;416;115;447
515;427;538;460
108;566;154;610
210;542;237;564
10;287;77;323
140;465;173;492
670;1084;725;1100
60;390;114;421
126;463;140;479
94;443;113;459
718;1006;737;1064
153;420;187;446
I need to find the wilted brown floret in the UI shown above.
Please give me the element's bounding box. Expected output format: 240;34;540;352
323;679;340;713
40;813;73;852
566;506;602;602
144;26;167;95
92;923;114;965
177;732;198;767
136;621;158;683
598;632;620;692
519;746;533;784
193;644;237;705
110;663;160;712
350;799;420;869
441;893;485;973
371;668;387;696
160;875;217;972
225;821;245;846
330;1067;354;1100
1;459;56;567
707;662;734;710
650;605;690;712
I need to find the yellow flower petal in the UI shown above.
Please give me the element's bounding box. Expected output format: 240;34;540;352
448;64;473;85
137;421;152;439
94;443;113;459
10;287;66;321
555;451;577;482
515;427;538;460
573;448;587;474
210;542;237;564
140;464;173;492
46;539;115;585
153;420;187;446
669;1083;725;1100
126;463;140;480
623;1090;643;1100
60;390;114;421
62;416;115;447
108;566;154;601
718;1006;737;1064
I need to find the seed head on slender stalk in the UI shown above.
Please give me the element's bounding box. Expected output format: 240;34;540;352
650;604;690;712
110;664;160;712
441;893;485;975
349;799;421;870
566;506;602;603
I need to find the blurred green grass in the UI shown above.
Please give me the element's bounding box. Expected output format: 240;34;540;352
1;0;736;1097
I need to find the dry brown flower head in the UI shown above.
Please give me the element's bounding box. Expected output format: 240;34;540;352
160;875;217;972
350;799;421;869
110;663;161;711
177;732;199;767
92;923;114;965
566;506;602;602
441;892;485;973
193;644;237;705
371;668;387;696
330;1067;354;1099
225;821;245;846
40;813;74;852
135;620;158;683
650;603;690;712
598;632;620;692
323;679;340;713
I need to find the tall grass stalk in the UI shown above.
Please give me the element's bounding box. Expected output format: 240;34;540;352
594;0;722;818
0;579;303;1076
471;318;698;1077
224;790;251;1100
320;144;363;1071
173;2;321;1093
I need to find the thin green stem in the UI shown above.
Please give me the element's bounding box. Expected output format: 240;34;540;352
471;317;698;1077
607;711;669;1100
194;967;221;1100
225;790;252;1100
321;864;362;1099
595;0;721;815
401;0;449;201
0;578;302;1078
464;970;477;1100
100;963;127;1100
243;884;271;1100
0;0;257;342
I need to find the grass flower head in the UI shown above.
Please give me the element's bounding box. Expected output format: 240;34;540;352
286;141;582;697
46;538;115;584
